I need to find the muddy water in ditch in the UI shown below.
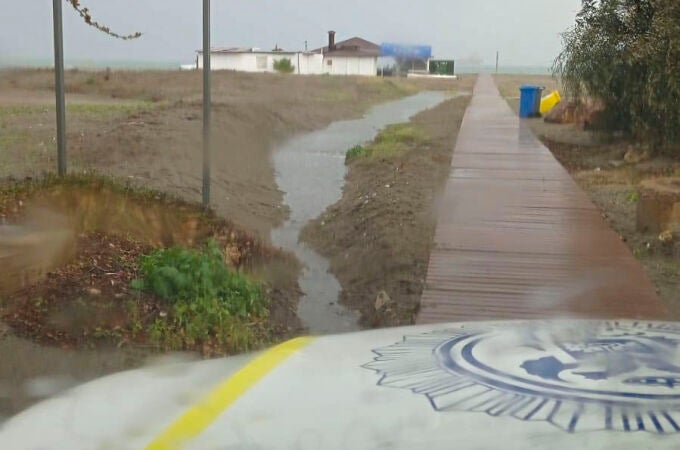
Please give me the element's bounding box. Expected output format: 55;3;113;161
272;91;448;334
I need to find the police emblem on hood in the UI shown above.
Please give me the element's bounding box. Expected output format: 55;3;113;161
363;321;680;433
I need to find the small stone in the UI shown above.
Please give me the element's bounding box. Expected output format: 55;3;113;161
88;288;101;296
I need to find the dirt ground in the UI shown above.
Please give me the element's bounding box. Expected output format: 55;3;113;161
301;79;475;327
495;74;680;319
0;69;453;240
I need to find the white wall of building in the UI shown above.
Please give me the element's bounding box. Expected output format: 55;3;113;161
198;52;324;75
295;53;325;75
323;56;378;76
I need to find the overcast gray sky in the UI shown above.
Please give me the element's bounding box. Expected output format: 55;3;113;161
1;0;581;67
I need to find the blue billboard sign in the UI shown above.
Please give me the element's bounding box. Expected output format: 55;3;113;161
380;43;432;59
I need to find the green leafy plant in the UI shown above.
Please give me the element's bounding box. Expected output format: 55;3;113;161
627;190;640;204
133;239;266;317
273;58;295;74
131;239;267;350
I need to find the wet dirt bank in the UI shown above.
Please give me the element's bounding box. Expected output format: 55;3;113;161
0;178;302;418
301;92;473;328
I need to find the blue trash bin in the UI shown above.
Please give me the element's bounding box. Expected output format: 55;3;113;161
519;85;544;118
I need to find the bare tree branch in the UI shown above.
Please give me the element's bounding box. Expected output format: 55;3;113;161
66;0;142;40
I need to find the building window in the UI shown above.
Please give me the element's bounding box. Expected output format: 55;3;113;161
256;55;267;70
327;59;333;66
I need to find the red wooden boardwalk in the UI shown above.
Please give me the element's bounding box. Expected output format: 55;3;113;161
417;75;668;324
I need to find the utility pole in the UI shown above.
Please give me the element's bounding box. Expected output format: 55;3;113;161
52;0;67;176
202;0;212;208
495;51;499;74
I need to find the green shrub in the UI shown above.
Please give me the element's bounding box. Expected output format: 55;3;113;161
131;239;267;349
273;58;295;74
133;239;266;317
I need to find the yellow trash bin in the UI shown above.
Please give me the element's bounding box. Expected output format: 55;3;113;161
540;90;561;115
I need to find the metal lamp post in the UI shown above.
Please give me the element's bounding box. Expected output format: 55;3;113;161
52;0;67;176
202;0;212;208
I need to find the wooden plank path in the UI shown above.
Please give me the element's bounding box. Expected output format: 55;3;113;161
417;75;668;324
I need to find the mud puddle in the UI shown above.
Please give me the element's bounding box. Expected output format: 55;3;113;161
271;91;448;334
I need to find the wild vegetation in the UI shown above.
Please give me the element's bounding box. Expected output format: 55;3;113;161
132;240;268;351
345;124;426;162
273;58;295;74
554;0;680;148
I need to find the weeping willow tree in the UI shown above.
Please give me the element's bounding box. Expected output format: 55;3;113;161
554;0;680;148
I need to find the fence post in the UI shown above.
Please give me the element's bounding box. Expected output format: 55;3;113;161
53;0;67;176
202;0;212;208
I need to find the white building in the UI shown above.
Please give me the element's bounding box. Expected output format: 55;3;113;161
197;48;324;75
315;32;380;77
196;32;380;77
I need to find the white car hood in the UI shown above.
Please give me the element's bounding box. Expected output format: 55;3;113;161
2;320;680;449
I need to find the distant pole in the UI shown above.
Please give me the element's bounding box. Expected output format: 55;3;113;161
495;51;499;74
52;0;67;176
202;0;211;208
305;40;308;51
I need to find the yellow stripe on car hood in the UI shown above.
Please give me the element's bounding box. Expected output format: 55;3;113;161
145;336;315;450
